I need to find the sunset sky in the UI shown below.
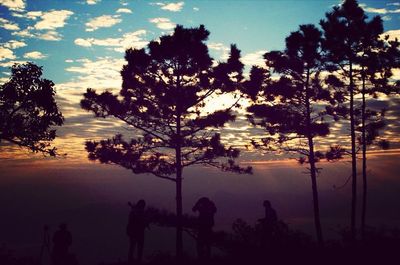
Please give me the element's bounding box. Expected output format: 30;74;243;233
1;2;400;262
0;0;400;162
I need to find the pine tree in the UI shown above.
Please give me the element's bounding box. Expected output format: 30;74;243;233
320;0;368;240
321;0;400;240
243;24;340;245
81;25;251;258
356;17;400;238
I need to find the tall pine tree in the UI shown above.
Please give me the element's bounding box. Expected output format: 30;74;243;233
320;0;367;240
321;0;400;240
356;17;400;238
81;25;251;258
243;24;340;245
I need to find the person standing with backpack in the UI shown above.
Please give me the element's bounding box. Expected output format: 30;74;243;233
192;197;217;260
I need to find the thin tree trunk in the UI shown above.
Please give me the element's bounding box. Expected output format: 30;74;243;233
305;68;324;245
308;136;324;245
175;113;183;259
349;62;358;241
361;69;367;240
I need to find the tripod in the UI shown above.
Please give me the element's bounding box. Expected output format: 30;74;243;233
39;225;51;265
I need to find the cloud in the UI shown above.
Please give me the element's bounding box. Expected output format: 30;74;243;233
12;26;63;41
3;40;26;49
11;10;72;41
0;60;27;68
360;4;389;14
149;17;175;30
382;29;400;41
0;40;25;63
74;38;92;47
11;26;35;38
29;10;74;30
25;11;43;19
207;42;228;51
38;30;62;41
48;56;133;154
116;8;132;13
241;50;267;67
10;12;24;18
207;42;230;60
87;0;101;4
63;57;124;89
0;17;20;31
193;7;199;11
58;57;125;112
65;59;74;63
23;51;47;59
85;15;122;32
382;15;392;21
392;68;400;81
0;0;25;11
0;47;16;61
359;3;400;14
0;77;9;84
152;2;184;12
74;29;148;52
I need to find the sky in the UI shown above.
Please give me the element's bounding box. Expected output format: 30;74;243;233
1;1;400;261
0;0;400;162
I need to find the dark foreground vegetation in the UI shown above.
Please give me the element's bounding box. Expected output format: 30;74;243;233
2;217;400;265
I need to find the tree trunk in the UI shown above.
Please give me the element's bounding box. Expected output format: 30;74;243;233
175;114;183;259
175;167;183;259
305;68;324;246
361;69;367;240
308;136;324;245
349;62;358;241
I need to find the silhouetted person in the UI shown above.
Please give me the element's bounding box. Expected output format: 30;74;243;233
263;200;278;227
192;197;217;260
258;200;279;247
127;200;148;263
52;223;72;265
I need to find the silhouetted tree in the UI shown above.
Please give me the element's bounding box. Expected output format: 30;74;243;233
320;0;368;240
321;0;400;240
355;20;400;238
242;24;339;245
81;25;251;258
0;62;64;156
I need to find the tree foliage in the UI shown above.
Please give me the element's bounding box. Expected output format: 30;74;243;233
0;62;64;156
81;25;251;256
81;25;251;177
242;24;344;245
321;0;368;240
321;0;400;239
244;24;340;163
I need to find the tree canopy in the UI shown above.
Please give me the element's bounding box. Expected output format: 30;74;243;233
321;0;400;240
81;25;250;178
0;62;64;156
81;24;251;257
242;24;344;245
